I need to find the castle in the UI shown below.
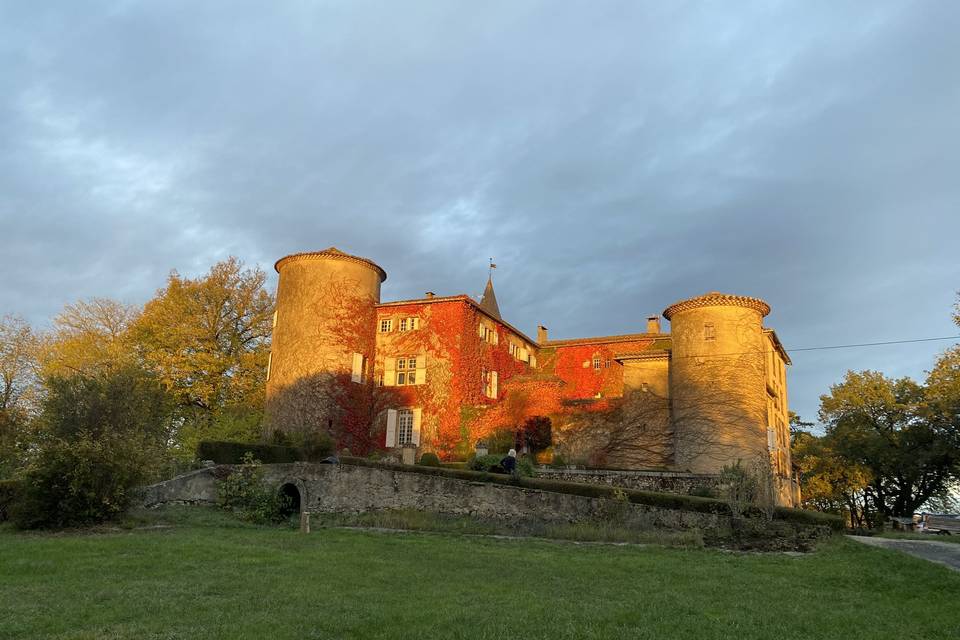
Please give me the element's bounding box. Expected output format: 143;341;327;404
264;247;799;505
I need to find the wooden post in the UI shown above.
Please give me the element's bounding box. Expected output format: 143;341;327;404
300;511;310;534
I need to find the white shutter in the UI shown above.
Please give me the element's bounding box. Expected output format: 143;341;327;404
415;354;427;385
412;317;420;330
529;354;537;368
767;428;777;451
266;353;273;381
386;409;398;447
491;371;498;398
492;330;498;345
411;408;422;445
520;347;528;362
384;357;396;386
272;310;278;327
478;323;485;338
351;352;363;383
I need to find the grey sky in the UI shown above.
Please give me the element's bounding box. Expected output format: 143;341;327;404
1;1;958;426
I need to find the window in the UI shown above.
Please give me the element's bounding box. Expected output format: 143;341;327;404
398;317;420;332
351;352;365;383
386;408;421;447
397;409;414;445
380;319;393;333
592;356;601;370
483;370;498;398
389;355;422;386
478;322;498;345
704;323;716;341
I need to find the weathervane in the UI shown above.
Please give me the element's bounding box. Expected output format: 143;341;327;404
488;257;497;279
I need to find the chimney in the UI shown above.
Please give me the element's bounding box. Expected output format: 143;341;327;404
646;316;661;334
425;291;435;299
537;325;548;343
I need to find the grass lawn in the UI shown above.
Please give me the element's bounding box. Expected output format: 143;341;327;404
1;507;958;640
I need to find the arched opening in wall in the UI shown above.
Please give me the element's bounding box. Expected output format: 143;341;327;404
278;483;301;518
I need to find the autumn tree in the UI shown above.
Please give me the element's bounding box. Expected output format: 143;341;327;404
38;298;139;378
791;429;873;527
819;370;960;518
0;315;40;476
131;258;274;453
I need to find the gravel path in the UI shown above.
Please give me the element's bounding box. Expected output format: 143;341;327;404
848;535;960;571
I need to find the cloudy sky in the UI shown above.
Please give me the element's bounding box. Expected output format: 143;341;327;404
1;1;958;425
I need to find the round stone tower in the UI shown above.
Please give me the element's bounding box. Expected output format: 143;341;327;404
265;248;386;431
663;292;771;474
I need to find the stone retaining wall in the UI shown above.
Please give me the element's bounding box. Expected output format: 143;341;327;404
141;461;831;550
535;468;722;495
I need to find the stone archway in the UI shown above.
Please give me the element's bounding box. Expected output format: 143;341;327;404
278;482;301;518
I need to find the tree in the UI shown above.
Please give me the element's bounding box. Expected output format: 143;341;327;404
131;258;274;447
9;365;177;529
791;430;873;527
0;315;39;414
0;315;40;476
788;411;814;440
38;298;139;378
39;365;175;450
819;370;960;518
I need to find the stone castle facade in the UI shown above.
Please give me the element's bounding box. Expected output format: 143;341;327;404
264;247;799;505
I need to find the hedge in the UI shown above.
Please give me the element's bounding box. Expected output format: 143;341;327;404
197;441;305;465
338;456;842;529
0;479;19;523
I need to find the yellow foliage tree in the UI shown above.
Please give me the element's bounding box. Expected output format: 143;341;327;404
130;258;274;452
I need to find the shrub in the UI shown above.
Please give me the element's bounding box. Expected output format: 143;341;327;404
689;485;720;499
418;452;442;467
298;431;334;461
217;454;292;524
467;453;506;473
549;454;568;469
720;461;758;518
197;440;302;464
517;456;537;477
0;479;20;523
10;434;151;529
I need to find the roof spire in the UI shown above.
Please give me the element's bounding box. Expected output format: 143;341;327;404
480;258;501;320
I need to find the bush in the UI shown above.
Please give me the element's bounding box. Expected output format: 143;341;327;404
10;434;150;529
0;479;20;523
418;452;442;467
549;454;568;469
197;440;302;464
467;453;506;473
689;485;720;499
298;431;335;461
517;456;537;477
217;454;292;524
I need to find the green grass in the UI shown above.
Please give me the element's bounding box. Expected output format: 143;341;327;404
1;506;958;640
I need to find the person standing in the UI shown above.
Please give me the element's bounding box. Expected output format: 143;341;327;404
500;448;518;476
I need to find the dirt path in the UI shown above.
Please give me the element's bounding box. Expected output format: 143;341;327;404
848;535;960;571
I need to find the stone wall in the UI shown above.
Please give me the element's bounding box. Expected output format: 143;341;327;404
535;468;722;495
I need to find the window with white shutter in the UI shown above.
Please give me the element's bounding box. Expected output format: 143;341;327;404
411;408;422;445
351;353;364;383
386;409;398;447
384;357;396;386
